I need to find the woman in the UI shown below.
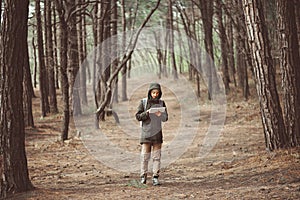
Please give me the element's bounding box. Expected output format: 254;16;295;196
135;82;168;186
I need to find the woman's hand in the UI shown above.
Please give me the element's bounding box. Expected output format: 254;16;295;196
154;111;161;117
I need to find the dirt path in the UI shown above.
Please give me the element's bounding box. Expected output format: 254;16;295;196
10;81;300;199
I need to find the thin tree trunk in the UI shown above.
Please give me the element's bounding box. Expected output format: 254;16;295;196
23;45;35;127
55;0;70;141
121;0;128;101
98;0;112;121
111;0;119;104
45;0;58;114
198;0;219;100
78;0;88;106
168;0;178;79
32;36;38;88
226;0;236;87
92;2;100;128
52;4;59;89
216;0;230;94
36;0;49;117
67;0;81;116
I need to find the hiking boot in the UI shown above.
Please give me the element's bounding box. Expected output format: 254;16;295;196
140;175;147;184
152;176;160;186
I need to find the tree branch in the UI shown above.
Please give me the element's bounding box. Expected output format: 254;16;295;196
95;0;161;115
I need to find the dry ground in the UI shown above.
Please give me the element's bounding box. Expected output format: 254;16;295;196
6;81;300;200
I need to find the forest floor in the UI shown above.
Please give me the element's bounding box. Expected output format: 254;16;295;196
8;79;300;200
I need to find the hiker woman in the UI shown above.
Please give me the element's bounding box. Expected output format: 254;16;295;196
135;82;168;186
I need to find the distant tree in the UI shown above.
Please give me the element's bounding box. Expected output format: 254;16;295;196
77;0;88;106
23;42;35;127
111;0;119;104
36;0;50;117
168;0;178;79
52;3;60;89
32;36;38;88
54;0;70;141
215;0;230;94
120;0;128;101
234;0;250;100
175;1;202;96
225;0;237;87
45;0;58;114
95;0;161;122
68;0;82;116
195;0;219;100
0;0;34;197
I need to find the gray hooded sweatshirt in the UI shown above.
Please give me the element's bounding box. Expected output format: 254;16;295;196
135;83;168;144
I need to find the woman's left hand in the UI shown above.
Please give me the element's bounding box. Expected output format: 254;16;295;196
154;111;161;117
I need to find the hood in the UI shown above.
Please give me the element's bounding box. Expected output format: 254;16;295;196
148;82;162;99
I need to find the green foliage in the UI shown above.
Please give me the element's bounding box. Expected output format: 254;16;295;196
126;179;148;188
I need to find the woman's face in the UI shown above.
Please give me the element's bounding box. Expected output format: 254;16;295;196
151;89;160;99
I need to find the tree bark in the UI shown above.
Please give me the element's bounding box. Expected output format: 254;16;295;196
45;0;58;114
197;0;219;100
95;0;161;116
215;0;230;94
234;0;250;100
36;0;50;117
52;4;60;89
168;0;178;79
277;0;300;147
55;0;70;141
121;0;128;101
225;0;237;87
23;43;35;127
243;0;288;150
0;0;34;197
32;36;38;88
78;0;88;106
111;0;119;104
67;0;82;116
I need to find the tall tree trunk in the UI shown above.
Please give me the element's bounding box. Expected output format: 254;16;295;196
234;0;249;100
32;36;38;88
111;0;119;104
55;0;70;141
243;0;288;150
198;0;219;100
95;0;162;116
226;0;237;87
0;0;34;197
277;0;300;147
36;0;50;117
45;0;58;114
52;4;60;89
121;0;128;101
23;44;34;127
67;0;81;116
78;0;88;106
92;2;100;128
98;0;112;121
295;1;300;48
215;0;230;94
168;0;178;79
